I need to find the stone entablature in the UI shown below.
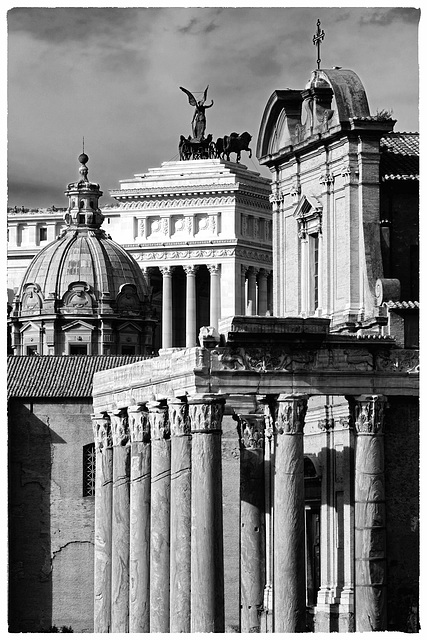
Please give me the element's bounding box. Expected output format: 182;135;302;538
92;317;418;413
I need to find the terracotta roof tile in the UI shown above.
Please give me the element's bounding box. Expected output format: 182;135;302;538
380;133;419;180
7;355;151;399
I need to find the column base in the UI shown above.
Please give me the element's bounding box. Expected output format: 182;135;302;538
314;603;355;633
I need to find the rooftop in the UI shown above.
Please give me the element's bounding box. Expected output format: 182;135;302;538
380;132;419;181
7;355;151;399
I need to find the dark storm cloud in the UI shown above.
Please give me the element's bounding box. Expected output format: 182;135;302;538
360;7;420;27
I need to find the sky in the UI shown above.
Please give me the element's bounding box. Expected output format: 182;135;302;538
6;3;421;209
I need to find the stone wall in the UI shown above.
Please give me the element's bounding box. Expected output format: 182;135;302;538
8;399;95;632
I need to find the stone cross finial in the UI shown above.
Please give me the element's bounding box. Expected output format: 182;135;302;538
313;19;325;70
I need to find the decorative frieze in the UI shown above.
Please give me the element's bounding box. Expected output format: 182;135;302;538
132;246;272;265
121;196;235;210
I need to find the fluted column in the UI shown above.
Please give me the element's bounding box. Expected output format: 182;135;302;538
247;267;258;315
237;413;265;633
160;266;174;349
169;398;192;632
208;264;221;329
128;404;151;633
273;394;308;632
184;265;198;348
257;268;268;316
110;409;130;633
148;400;171;633
188;394;226;632
92;412;113;633
352;395;387;631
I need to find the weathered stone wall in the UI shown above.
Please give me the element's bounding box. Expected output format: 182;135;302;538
384;396;419;632
8;399;95;632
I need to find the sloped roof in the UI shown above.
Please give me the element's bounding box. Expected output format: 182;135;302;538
7;355;150;399
380;133;419;180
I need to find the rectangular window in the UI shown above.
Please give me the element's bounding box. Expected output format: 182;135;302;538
26;345;38;356
69;344;88;355
39;227;47;242
309;233;319;314
121;345;136;355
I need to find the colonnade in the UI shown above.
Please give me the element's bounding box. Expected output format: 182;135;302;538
154;264;273;350
92;393;387;633
91;394;225;633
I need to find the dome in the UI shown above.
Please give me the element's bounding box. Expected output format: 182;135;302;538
20;227;149;304
9;154;156;357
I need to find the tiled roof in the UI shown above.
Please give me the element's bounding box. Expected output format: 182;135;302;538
380;133;419;180
7;355;151;399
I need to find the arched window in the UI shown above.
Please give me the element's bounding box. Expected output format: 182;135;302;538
83;443;96;497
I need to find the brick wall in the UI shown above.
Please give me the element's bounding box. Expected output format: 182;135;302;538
8;399;95;632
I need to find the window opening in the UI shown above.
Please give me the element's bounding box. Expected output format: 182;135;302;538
83;443;96;497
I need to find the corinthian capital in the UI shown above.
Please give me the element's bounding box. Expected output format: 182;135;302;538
275;394;308;434
352;395;386;435
147;400;170;440
235;413;265;449
188;395;225;433
168;398;191;437
128;404;150;443
109;409;130;446
91;413;112;451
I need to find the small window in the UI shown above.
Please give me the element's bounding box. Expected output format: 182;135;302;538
26;345;38;356
39;227;47;242
83;443;96;497
121;345;136;355
69;344;88;355
78;214;85;224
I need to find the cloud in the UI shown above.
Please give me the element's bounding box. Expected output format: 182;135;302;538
360;7;420;27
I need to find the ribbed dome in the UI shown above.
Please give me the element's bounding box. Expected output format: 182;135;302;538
21;227;148;302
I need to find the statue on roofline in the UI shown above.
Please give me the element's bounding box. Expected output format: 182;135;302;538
180;85;214;141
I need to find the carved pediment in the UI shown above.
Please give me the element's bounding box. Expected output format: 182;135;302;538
21;283;43;313
293;195;323;238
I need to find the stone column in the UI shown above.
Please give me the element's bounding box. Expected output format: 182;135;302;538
148;400;171;633
260;399;275;633
273;394;308;632
184;265;198;348
352;395;387;631
92;412;113;633
241;265;248;315
208;264;221;329
169;398;192;633
188;395;226;632
160;266;174;349
257;268;268;316
247;267;258;315
128;404;151;633
110;409;130;633
267;271;273;314
237;413;265;633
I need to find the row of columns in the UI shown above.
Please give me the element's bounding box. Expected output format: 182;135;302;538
160;264;221;350
242;266;273;316
93;392;386;633
237;393;387;633
91;394;225;633
158;264;273;350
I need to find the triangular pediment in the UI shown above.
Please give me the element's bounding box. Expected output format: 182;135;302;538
293;195;322;219
19;320;41;334
62;320;95;332
117;321;142;332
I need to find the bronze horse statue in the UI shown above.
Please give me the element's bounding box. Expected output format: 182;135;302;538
216;132;252;163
